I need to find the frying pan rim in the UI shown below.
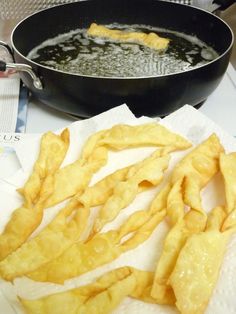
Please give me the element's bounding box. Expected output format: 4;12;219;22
10;0;234;80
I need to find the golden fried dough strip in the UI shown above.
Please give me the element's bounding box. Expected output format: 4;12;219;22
117;184;171;240
0;129;70;261
220;153;236;231
206;206;227;231
91;148;171;234
21;267;155;314
117;185;171;253
0;203;47;263
169;206;233;314
87;23;170;51
220;152;236;215
19;129;70;207
120;210;166;253
21;267;137;314
79;129;108;165
44;146;108;208
165;178;184;226
177;134;223;233
77;165;131;207
151;134;224;303
97;123;191;150
150;180;185;305
26;230;125;283
129;268;155;303
44;128;114;208
172;134;223;210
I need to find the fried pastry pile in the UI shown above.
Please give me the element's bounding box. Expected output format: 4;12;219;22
0;122;235;314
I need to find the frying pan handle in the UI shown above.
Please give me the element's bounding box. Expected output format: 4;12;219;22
0;61;43;90
213;0;236;10
0;41;43;90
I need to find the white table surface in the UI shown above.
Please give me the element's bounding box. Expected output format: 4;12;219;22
25;63;236;136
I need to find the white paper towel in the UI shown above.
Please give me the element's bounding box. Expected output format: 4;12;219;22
1;104;236;314
0;133;38;182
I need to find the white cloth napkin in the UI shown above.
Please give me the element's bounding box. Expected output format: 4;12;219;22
0;75;20;133
0;71;28;134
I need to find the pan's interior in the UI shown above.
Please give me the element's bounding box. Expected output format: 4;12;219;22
25;22;219;77
12;0;233;60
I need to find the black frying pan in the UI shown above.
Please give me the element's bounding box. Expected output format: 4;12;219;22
0;0;234;117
